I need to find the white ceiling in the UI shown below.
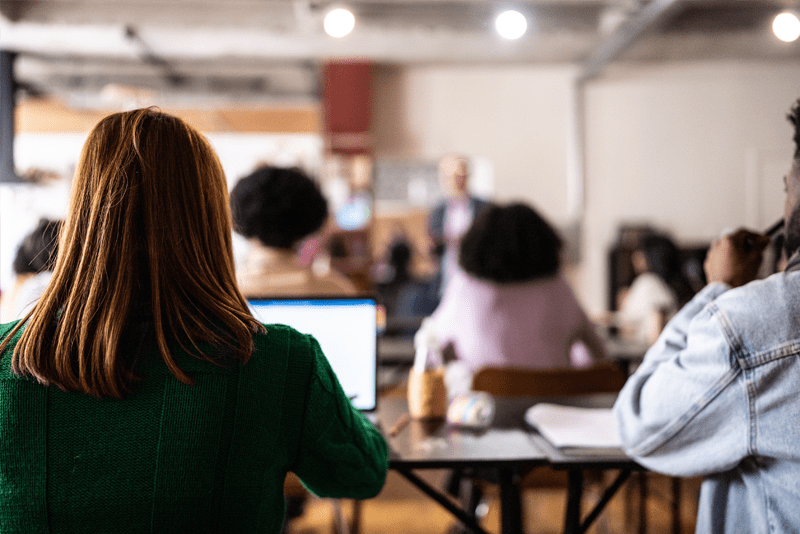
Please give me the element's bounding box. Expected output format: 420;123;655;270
2;0;799;105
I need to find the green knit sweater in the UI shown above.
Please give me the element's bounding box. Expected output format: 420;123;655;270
0;320;388;533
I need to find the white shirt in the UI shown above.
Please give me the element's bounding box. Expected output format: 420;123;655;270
619;272;678;343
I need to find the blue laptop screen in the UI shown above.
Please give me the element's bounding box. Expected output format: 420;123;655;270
248;297;377;412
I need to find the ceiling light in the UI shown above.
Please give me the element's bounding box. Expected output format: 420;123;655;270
495;10;527;40
773;12;800;43
324;8;355;38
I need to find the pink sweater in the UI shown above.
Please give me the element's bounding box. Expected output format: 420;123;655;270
428;270;604;372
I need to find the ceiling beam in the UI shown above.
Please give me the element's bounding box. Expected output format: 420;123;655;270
578;0;686;83
567;0;686;226
124;25;187;87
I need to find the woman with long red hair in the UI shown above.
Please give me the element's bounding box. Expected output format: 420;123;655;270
0;108;387;532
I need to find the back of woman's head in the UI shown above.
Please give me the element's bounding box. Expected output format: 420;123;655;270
13;218;62;275
5;108;262;398
637;233;696;305
638;234;679;281
230;165;328;249
459;202;562;283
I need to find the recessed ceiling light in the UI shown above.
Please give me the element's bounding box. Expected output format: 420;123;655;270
773;12;800;43
324;8;355;38
495;10;527;40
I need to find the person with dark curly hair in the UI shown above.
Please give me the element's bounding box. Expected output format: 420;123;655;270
422;202;606;393
230;165;356;297
5;218;62;320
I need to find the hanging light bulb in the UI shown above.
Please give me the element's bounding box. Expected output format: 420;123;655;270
773;12;800;43
495;10;527;40
324;8;355;38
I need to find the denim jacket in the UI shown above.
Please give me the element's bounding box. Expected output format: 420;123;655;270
613;269;800;534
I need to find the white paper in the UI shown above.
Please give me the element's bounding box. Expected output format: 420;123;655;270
524;403;622;449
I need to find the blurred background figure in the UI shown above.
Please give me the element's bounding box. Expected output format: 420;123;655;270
427;154;489;297
422;202;606;395
616;233;694;344
385;233;413;287
2;218;62;321
373;229;413;313
230;165;357;298
373;227;439;334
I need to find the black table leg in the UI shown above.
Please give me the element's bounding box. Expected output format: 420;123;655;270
581;470;632;532
562;468;633;534
563;469;583;534
671;476;681;534
638;471;648;534
498;468;522;534
394;467;490;534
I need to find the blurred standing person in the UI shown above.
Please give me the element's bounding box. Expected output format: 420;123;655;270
0;108;387;533
428;154;489;296
230;165;357;297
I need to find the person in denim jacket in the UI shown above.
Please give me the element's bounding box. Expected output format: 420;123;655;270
613;100;800;534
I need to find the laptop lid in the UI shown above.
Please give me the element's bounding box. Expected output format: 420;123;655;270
248;296;378;412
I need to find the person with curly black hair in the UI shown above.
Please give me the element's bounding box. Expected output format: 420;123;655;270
422;202;606;394
5;218;62;320
230;165;356;297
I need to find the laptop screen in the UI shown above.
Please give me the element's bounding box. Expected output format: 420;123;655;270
248;297;378;412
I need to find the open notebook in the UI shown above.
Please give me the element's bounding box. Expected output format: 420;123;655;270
248;297;378;414
524;403;623;455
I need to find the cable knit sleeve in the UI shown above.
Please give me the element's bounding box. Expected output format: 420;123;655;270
292;334;388;499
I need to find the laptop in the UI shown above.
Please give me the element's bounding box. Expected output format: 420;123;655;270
247;296;378;415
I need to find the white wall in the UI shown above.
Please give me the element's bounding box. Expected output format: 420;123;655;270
373;64;578;224
373;60;800;314
581;61;800;313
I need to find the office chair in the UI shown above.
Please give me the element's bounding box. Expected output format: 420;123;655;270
471;362;627;397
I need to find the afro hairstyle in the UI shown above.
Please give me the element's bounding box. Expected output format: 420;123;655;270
230;165;328;249
458;202;562;283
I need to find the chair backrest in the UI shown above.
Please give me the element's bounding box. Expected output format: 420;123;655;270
471;362;627;397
